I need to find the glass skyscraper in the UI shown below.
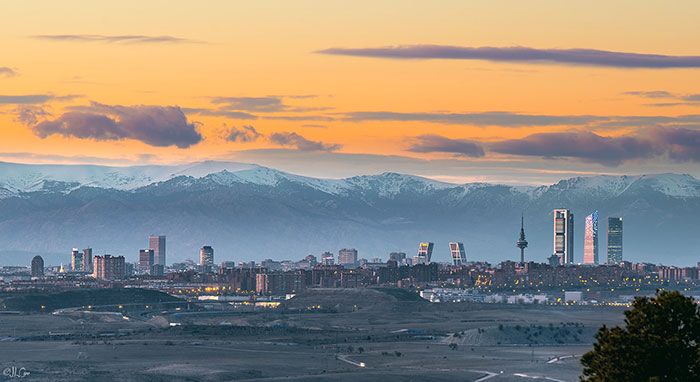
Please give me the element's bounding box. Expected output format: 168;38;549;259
449;242;466;266
553;209;574;265
607;217;623;264
583;211;599;264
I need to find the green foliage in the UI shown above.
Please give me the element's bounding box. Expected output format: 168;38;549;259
581;290;700;382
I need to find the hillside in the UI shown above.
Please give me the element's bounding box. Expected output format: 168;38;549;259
0;161;698;265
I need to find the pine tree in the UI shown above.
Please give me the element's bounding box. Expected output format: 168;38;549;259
581;290;700;381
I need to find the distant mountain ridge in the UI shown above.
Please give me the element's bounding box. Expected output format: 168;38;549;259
0;161;698;266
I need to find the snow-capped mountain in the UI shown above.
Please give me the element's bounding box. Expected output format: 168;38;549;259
0;161;698;266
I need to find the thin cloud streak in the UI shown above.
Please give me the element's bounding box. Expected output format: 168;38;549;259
0;94;80;104
31;34;202;44
319;45;700;68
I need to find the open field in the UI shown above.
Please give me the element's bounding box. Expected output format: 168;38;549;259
0;289;626;381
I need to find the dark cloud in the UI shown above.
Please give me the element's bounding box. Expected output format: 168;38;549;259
343;111;599;127
14;106;51;125
489;127;700;166
33;103;202;148
490;131;654;166
227;125;261;143
318;45;700;68
408;135;485;158
683;94;700;102
269;132;341;152
0;94;79;104
0;67;17;77
31;34;200;44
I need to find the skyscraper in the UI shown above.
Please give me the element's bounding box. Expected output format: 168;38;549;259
413;242;434;265
139;249;155;275
82;248;93;272
338;248;358;268
31;255;44;278
516;215;528;264
583;211;599;264
148;235;166;267
607;217;623;265
553;209;574;265
200;246;214;272
449;242;467;266
70;248;83;272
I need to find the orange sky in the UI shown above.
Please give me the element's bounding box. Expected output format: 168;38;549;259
1;1;700;184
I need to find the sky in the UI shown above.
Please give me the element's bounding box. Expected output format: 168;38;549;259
1;1;700;184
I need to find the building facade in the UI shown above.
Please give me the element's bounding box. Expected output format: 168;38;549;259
449;242;467;266
70;248;83;272
583;211;599;264
338;248;358;268
139;249;155;275
200;246;214;272
607;217;623;264
93;255;126;280
31;255;44;277
414;242;434;265
553;209;575;265
148;235;166;267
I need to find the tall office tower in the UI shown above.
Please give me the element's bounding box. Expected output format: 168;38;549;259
92;255;126;280
338;248;358;268
389;252;407;264
200;246;214;272
31;255;44;278
583;211;599;264
148;235;166;267
553;209;575;265
516;215;528;264
139;249;155;275
449;242;467;266
321;252;334;266
82;248;93;272
607;217;623;265
70;248;83;272
414;242;434;265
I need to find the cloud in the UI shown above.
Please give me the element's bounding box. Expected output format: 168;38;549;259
407;135;485;158
33;103;202;148
490;131;654;166
343;111;599;127
181;107;258;120
14;106;51;125
227;125;261;143
210;96;332;114
623;90;675;99
269;132;341;152
318;45;700;68
624;90;700;107
489;127;700;166
31;34;200;44
212;97;286;112
0;67;17;77
0;94;79;104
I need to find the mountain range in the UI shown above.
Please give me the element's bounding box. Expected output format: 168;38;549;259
0;160;698;266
